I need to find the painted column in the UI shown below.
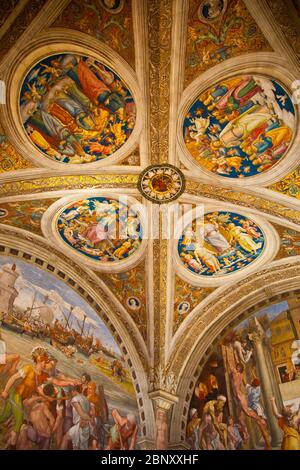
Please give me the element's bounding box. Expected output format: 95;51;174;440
287;298;300;339
249;318;282;447
0;264;19;320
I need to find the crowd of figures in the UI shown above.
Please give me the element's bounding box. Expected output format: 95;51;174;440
57;197;142;263
0;346;138;450
184;74;295;178
178;212;264;277
20;53;135;164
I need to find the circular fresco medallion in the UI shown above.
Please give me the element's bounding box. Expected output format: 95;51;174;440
138;164;185;203
100;0;124;13
177;301;191;315
178;211;265;277
56;197;142;263
183;75;295;178
20;53;136;164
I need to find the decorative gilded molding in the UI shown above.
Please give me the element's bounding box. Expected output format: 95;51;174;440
99;261;148;341
0;0;70;69
265;0;300;58
0;137;34;172
0;174;138;197
147;0;174;387
185;180;300;225
269;165;300;200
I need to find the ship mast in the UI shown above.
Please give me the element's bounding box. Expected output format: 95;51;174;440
80;314;87;336
62;305;74;330
26;290;37;320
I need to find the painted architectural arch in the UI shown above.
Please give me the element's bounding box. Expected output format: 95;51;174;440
0;256;139;450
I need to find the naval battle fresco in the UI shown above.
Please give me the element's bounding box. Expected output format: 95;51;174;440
178;211;264;277
0;257;139;450
20;53;136;164
183;75;295;178
56;197;142;263
187;301;300;450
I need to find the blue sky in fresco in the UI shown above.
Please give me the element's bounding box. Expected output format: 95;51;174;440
0;256;119;352
235;301;289;332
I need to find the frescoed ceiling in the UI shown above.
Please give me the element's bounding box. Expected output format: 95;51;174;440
1;0;300;450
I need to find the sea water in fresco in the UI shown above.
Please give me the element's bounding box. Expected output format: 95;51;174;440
187;301;300;450
0;257;139;450
57;197;142;262
178;211;264;277
20;53;136;164
183;75;295;178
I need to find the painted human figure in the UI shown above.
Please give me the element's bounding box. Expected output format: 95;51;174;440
60;385;93;450
227;416;243;450
201;218;230;253
186;408;201;450
18;384;58;450
199;395;228;449
246;378;266;419
180;252;203;273
233;338;253;364
155;409;168;450
76;60;124;114
0;348;50;449
241;220;260;239
227;223;261;253
270;396;300;450
194;241;221;273
229;362;271;449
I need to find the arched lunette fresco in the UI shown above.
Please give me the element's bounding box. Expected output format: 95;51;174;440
0;227;155;450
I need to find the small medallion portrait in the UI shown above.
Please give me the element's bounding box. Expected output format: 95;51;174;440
177;301;191;315
127;296;141;311
198;0;227;23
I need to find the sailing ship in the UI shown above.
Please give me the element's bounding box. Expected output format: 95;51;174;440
0;270;115;360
